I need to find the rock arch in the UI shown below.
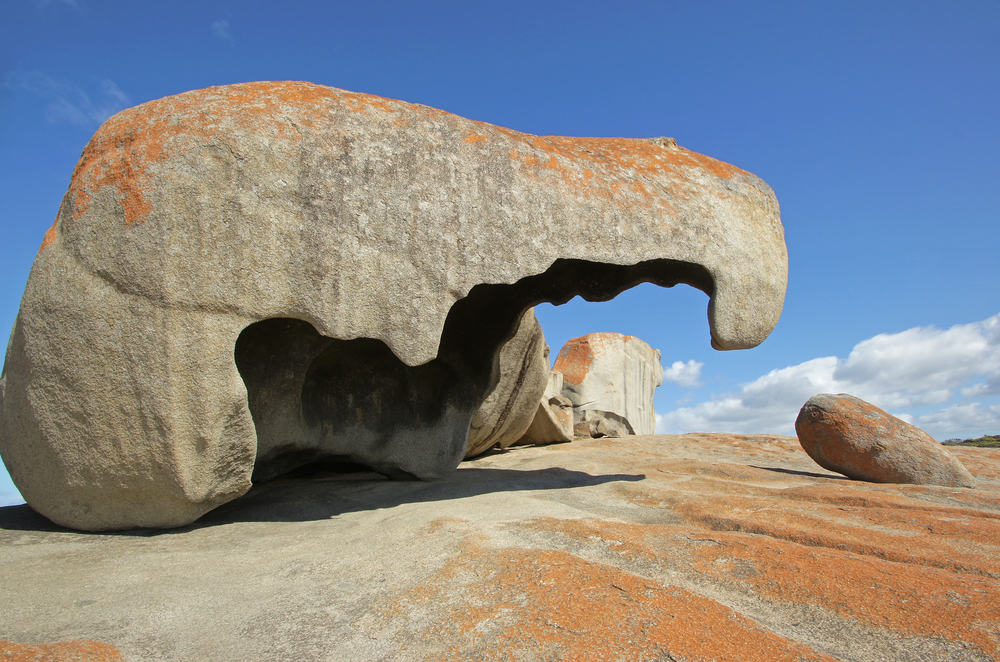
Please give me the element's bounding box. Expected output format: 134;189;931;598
0;82;786;530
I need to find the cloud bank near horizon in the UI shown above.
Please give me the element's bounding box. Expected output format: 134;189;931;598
657;313;1000;440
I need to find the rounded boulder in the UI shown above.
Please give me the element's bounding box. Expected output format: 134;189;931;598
795;393;975;488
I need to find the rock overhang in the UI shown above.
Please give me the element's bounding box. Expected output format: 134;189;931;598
45;80;785;364
1;81;788;530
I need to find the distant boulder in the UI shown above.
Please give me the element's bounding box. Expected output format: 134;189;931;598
795;394;975;488
553;333;663;436
574;409;632;439
513;395;575;447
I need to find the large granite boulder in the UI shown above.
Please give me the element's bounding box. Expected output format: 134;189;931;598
0;82;787;530
553;333;664;435
796;393;976;488
465;309;549;458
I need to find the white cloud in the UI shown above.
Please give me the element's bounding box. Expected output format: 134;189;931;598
917;403;1000;438
212;19;233;42
833;314;1000;408
657;313;1000;438
662;359;703;388
0;489;26;507
5;71;130;126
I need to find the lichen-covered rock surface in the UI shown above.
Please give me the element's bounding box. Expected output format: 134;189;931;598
0;81;787;531
2;434;998;661
796;393;976;487
0;639;127;662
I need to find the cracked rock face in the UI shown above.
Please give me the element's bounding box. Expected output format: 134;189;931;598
0;81;787;530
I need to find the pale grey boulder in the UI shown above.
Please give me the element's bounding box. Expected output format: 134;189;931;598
574;410;632;439
544;370;566;400
796;394;976;488
507;360;575;448
0;81;787;530
513;395;575;447
465;309;549;458
553;333;664;435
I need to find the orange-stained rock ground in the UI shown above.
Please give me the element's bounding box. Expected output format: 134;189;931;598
0;640;126;662
2;434;998;661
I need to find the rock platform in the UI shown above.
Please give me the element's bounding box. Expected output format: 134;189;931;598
2;433;999;661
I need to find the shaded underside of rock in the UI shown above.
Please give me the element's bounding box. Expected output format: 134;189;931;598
465;309;549;458
796;393;976;488
554;332;663;435
0;81;787;530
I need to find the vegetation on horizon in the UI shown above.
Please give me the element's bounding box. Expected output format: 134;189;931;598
942;435;1000;448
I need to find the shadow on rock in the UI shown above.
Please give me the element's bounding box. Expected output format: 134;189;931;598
0;504;65;533
0;467;644;534
749;465;850;480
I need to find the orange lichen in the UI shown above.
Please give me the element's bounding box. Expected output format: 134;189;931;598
383;544;834;662
552;333;650;387
60;81;752;244
693;532;1000;656
524;443;1000;658
949;447;1000;480
485;126;751;212
0;639;127;662
39;220;58;252
66;81;343;227
673;492;1000;577
552;336;595;386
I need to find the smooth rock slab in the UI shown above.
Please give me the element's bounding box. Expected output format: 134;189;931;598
2;433;998;662
796;393;976;487
0;81;787;530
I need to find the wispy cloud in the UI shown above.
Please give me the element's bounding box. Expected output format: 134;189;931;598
212;19;233;42
4;71;130;126
657;313;1000;439
32;0;79;9
662;359;703;388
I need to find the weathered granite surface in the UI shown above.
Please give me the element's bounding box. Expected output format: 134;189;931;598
554;332;664;434
0;81;787;531
797;393;976;488
2;434;998;661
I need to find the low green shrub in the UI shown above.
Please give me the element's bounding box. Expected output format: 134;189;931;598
942;435;1000;448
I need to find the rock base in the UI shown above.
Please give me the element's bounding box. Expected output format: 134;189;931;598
2;433;998;661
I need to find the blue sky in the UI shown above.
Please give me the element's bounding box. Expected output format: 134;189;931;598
2;1;999;505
